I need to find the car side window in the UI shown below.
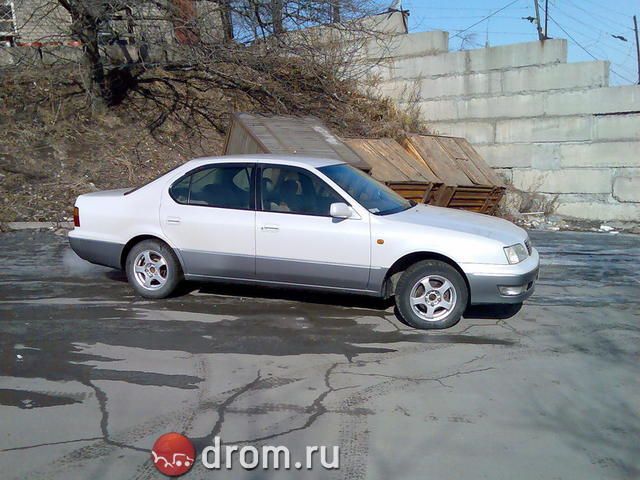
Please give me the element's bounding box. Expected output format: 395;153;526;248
261;166;344;216
170;165;254;210
170;175;191;204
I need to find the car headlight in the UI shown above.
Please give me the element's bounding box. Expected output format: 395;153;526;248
504;243;528;264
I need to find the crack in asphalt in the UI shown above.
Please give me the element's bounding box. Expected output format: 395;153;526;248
0;380;148;454
192;370;264;449
192;363;359;447
335;366;495;389
0;437;105;453
457;318;529;339
231;363;345;445
86;380;148;453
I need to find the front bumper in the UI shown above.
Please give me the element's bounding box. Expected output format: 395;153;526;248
462;248;540;305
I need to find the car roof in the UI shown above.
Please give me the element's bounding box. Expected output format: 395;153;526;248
184;154;345;170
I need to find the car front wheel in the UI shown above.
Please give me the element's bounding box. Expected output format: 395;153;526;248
395;260;468;330
125;239;182;299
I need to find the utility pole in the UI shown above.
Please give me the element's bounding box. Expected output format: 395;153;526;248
634;15;640;85
533;0;544;41
544;0;549;39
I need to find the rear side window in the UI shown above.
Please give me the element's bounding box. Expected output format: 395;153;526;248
170;165;254;210
170;176;190;203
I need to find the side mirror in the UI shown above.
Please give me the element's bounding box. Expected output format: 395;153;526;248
330;202;353;219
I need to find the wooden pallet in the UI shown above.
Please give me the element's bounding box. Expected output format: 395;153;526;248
344;138;439;182
402;134;505;214
385;181;442;203
344;138;443;204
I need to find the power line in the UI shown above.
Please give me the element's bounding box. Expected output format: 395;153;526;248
575;0;632;20
450;0;522;39
533;1;631;59
545;13;634;58
539;3;635;75
422;16;528;20
546;12;635;84
407;6;529;11
565;0;634;32
552;2;633;42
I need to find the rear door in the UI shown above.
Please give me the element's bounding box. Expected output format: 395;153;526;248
255;164;371;290
160;163;256;279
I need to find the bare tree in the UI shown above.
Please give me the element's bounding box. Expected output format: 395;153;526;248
55;0;110;106
271;0;283;35
218;0;234;41
330;0;341;23
5;0;398;108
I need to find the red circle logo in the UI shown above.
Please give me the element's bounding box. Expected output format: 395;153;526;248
151;432;196;477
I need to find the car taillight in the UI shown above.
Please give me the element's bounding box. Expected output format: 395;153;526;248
73;206;80;227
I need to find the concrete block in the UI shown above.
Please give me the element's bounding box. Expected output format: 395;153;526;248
416;71;502;99
427;121;495;144
382;61;608;102
559;142;640;168
0;48;14;66
545;85;640;116
494;168;513;183
367;62;395;81
512;168;612;194
420;92;546;121
359;11;408;34
501;61;609;94
365;31;448;59
531;150;562;170
495;116;592;143
418;99;460;121
475;143;556;168
555;200;640;221
377;78;446;103
594;114;640;141
388;39;567;80
464;93;545;119
412;61;607;101
327;10;406;43
613;175;640;203
375;79;416;99
475;141;640;170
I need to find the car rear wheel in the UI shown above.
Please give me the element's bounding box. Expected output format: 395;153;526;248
395;260;468;330
126;239;182;299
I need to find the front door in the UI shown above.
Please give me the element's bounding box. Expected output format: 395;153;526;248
255;164;371;290
160;163;256;279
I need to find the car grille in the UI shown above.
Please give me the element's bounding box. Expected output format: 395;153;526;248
525;238;532;255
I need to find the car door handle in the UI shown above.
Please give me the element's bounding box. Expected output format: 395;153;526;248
166;216;181;225
261;224;279;232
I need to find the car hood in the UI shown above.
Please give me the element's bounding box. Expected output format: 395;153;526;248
389;204;528;246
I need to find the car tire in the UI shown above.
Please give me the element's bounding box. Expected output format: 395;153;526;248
125;239;182;299
395;260;468;330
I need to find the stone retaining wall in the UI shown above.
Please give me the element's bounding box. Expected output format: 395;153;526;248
371;31;639;221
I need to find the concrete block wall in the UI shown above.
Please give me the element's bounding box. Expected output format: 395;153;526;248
11;0;72;43
370;31;640;222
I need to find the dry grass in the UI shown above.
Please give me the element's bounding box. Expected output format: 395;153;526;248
0;51;425;222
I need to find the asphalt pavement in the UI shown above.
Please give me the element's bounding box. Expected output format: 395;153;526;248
0;229;638;480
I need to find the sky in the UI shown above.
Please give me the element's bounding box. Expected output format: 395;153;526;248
398;0;639;85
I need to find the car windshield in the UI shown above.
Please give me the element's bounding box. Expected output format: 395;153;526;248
319;163;414;215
